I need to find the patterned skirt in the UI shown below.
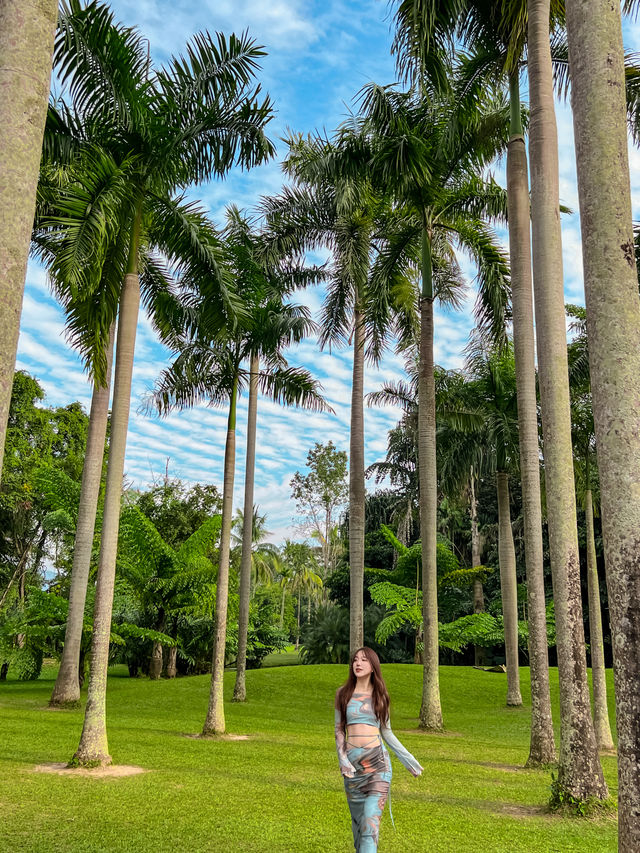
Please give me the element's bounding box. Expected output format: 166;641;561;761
343;738;393;853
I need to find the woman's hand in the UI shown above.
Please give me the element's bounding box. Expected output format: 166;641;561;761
410;765;423;778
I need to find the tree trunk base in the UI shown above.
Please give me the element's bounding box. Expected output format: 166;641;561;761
201;725;225;737
232;684;246;703
0;661;8;681
418;720;444;733
49;682;81;709
49;698;81;710
70;747;112;768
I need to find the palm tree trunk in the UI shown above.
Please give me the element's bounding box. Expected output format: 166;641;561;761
50;324;115;708
565;0;640;831
418;227;443;731
470;469;484;667
527;0;607;800
73;216;142;765
296;590;301;650
0;0;57;483
149;642;163;680
166;645;177;679
584;489;614;752
280;586;286;629
349;303;366;655
233;354;259;703
202;375;238;736
506;71;555;764
496;472;522;706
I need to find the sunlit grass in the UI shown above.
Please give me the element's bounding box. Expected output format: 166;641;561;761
0;662;617;852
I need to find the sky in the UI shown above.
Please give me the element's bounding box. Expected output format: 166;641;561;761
17;1;640;544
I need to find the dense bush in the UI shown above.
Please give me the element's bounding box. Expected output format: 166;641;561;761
11;645;44;681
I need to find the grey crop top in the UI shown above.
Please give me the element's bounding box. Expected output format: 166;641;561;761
334;691;423;777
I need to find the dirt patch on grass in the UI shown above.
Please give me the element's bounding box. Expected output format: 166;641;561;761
33;762;146;778
499;803;549;819
401;728;463;737
477;761;524;773
183;732;251;741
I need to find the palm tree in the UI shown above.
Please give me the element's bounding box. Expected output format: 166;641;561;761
224;206;324;704
462;344;523;706
337;81;510;730
281;540;323;648
151;278;327;735
564;0;640;837
527;0;607;800
45;0;275;766
392;0;557;768
261;137;411;656
568;389;614;754
231;506;276;594
49;324;115;706
0;0;58;483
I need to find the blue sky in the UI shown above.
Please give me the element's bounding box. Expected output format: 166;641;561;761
17;1;640;543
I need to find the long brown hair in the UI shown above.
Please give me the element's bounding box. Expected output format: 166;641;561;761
335;647;390;732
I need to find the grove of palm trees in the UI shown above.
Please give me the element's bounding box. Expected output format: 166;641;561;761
1;1;639;851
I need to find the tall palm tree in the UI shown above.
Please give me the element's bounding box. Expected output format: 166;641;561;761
49;324;115;706
0;0;58;483
569;391;614;753
46;0;275;766
262;137;410;656
152;284;327;736
393;0;557;767
336;81;510;730
463;344;523;706
223;206;325;703
564;0;640;836
281;540;323;648
528;0;607;800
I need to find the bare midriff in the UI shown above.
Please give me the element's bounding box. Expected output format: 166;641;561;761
346;725;380;745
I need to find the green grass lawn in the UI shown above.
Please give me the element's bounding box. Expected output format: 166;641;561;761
0;663;617;852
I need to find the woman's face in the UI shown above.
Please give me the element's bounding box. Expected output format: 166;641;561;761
352;650;373;681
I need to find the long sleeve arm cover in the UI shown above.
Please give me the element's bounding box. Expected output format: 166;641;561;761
380;720;423;775
334;708;356;776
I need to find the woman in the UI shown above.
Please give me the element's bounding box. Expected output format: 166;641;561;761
334;647;423;852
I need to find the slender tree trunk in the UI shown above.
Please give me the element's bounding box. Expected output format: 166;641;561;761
149;642;163;680
470;469;484;667
418;227;443;731
234;354;259;703
0;0;57;483
496;472;522;706
296;590;301;650
324;508;331;574
506;71;555;764
202;376;238;736
280;587;286;629
73;215;142;766
584;489;614;752
165;645;177;679
565;0;639;831
527;0;607;799
349;303;366;655
50;325;115;707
